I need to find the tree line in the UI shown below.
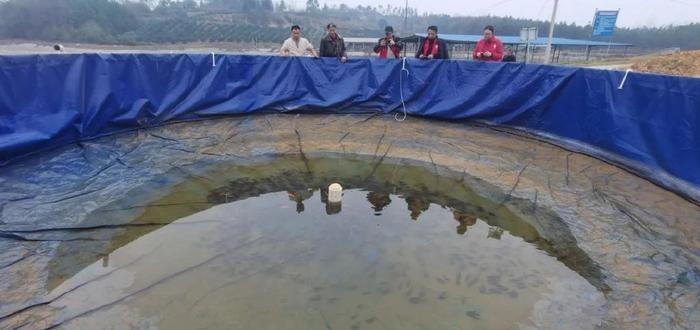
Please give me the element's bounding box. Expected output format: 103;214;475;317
0;0;698;49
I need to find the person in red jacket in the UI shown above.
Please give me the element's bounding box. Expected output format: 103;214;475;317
374;26;402;59
473;25;503;62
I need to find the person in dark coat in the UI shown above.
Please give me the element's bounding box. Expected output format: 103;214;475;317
502;47;517;62
374;26;402;59
319;23;348;63
415;25;449;60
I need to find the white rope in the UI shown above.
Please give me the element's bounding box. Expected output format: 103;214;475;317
395;57;409;122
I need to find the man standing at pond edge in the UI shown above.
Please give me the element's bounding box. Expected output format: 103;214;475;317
374;26;402;59
320;23;348;63
280;25;318;57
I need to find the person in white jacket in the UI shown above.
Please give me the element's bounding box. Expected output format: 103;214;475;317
280;25;318;57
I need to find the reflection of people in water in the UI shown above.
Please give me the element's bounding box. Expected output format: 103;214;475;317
367;191;392;215
453;211;477;235
405;196;430;220
326;201;341;215
488;226;504;240
287;189;314;213
319;186;328;204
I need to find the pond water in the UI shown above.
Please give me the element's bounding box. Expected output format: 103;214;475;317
3;156;607;329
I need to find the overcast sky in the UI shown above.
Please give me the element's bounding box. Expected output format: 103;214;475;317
313;0;700;27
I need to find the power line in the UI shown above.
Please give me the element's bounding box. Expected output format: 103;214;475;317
469;0;519;16
668;0;700;7
535;0;551;20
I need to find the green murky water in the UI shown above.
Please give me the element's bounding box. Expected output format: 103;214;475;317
38;156;606;329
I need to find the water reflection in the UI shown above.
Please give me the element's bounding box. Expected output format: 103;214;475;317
405;195;431;220
366;191;391;215
286;189;495;239
203;156;609;294
42;155;609;295
4;188;607;329
0;155;614;329
453;211;478;236
287;189;313;213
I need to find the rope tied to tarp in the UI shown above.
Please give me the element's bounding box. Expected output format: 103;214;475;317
618;69;632;90
395;57;409;122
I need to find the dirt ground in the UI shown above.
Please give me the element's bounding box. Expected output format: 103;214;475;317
0;40;279;55
631;50;700;77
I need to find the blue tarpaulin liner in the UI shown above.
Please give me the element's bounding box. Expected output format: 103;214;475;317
0;54;699;200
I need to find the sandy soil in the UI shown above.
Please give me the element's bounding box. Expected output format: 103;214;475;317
631;50;700;77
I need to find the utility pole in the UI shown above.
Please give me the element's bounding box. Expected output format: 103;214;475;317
403;0;408;35
544;0;559;64
402;0;409;57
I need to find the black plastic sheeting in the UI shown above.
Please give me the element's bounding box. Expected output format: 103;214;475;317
1;115;699;328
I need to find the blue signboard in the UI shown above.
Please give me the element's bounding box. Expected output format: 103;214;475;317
592;10;619;37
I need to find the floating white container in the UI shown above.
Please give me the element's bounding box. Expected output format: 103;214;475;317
328;183;343;203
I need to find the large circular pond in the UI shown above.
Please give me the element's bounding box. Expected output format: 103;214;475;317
1;114;699;329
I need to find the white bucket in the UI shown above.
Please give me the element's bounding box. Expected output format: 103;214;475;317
328;183;343;203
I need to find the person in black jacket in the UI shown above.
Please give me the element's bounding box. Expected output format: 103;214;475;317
374;26;402;59
415;25;449;60
319;23;348;63
502;47;517;62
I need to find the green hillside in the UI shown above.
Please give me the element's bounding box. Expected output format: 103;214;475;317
1;0;699;49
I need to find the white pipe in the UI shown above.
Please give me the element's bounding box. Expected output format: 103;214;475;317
211;52;216;67
544;0;559;64
618;69;632;90
328;183;343;203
